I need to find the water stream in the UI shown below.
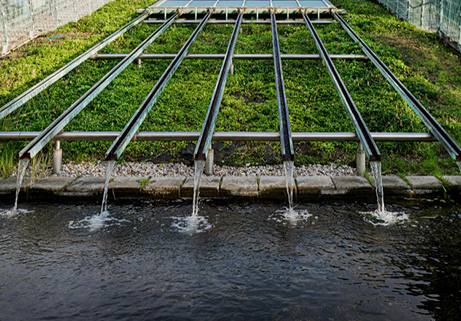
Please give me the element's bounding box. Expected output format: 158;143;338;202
0;159;30;217
370;161;385;212
364;161;409;225
100;160;116;214
171;160;211;234
192;160;205;216
273;161;312;226
284;160;295;209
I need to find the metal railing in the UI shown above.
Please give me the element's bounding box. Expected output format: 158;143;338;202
1;4;459;173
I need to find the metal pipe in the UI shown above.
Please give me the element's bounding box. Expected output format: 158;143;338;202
302;11;381;162
19;12;180;160
271;10;294;162
0;9;153;120
0;131;437;142
106;11;213;161
194;11;244;161
144;19;335;25
91;53;368;60
333;12;461;163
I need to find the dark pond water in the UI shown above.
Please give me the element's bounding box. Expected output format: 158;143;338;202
1;200;460;320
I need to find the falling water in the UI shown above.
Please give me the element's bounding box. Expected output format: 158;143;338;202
269;161;312;226
100;160;116;214
171;160;210;234
192;160;205;216
370;161;385;212
359;161;409;226
283;161;295;209
13;159;29;211
457;162;461;173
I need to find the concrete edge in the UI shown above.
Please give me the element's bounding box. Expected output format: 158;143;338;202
0;175;459;202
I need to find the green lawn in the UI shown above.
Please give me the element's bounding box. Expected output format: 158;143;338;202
1;0;460;176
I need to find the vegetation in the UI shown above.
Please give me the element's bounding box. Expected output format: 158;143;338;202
0;0;460;177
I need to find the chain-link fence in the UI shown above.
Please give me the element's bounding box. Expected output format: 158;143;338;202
1;0;114;55
376;0;461;52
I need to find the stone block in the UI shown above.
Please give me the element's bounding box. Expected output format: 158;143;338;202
442;176;461;199
108;177;143;198
60;177;106;197
0;176;33;195
382;176;411;196
329;176;373;197
259;176;291;199
442;176;461;187
181;176;221;197
296;176;334;198
30;177;75;192
144;177;184;199
220;176;259;198
406;176;442;195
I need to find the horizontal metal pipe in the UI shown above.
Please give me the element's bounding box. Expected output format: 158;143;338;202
0;132;437;142
91;53;368;60
144;19;334;25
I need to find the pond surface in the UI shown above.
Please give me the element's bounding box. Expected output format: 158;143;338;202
1;200;460;320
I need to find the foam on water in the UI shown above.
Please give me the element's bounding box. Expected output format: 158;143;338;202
0;208;34;218
171;215;212;234
68;210;129;232
360;210;409;226
270;206;313;227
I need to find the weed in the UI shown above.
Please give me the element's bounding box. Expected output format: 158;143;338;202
138;177;150;189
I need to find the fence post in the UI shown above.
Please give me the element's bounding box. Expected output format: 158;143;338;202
420;0;425;28
439;0;444;38
73;0;78;22
53;140;62;174
0;4;8;55
27;0;34;39
55;0;58;29
458;12;461;53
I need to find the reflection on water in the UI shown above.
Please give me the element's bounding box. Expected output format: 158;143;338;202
0;200;460;320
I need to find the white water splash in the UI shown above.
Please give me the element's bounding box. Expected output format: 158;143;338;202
279;161;312;225
68;210;129;232
270;206;313;227
171;215;212;234
100;160;115;214
370;161;385;212
192;160;205;216
365;161;409;226
0;208;34;218
360;210;409;226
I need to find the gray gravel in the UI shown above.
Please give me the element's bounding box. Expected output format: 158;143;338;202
42;161;356;177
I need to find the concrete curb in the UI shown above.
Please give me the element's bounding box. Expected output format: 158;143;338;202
0;175;460;203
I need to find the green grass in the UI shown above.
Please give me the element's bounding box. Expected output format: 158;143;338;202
0;0;460;176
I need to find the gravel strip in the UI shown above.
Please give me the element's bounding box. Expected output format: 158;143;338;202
10;162;356;178
42;162;356;177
